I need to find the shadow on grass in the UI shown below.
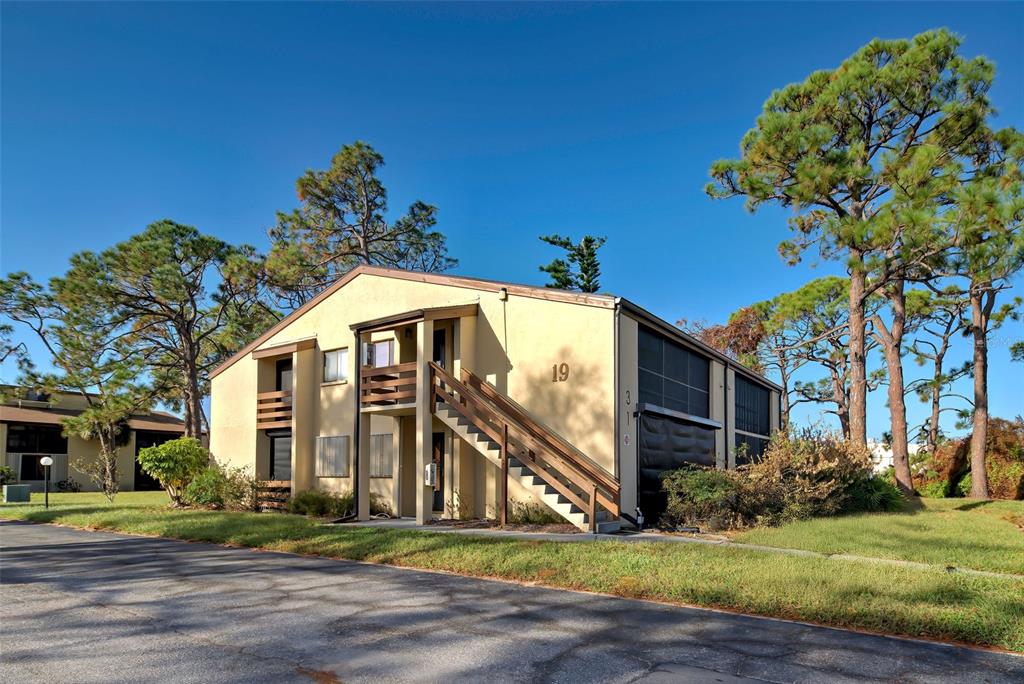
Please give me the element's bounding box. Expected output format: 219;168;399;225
955;499;996;512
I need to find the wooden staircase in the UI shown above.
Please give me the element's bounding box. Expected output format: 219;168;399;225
429;362;620;532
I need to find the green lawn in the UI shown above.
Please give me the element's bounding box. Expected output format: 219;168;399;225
2;492;1023;652
732;498;1024;576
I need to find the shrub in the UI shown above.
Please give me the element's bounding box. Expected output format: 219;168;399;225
845;474;905;513
0;465;15;487
918;480;949;499
914;417;1024;500
369;492;393;517
287;489;392;518
660;430;905;531
137;437;209;505
508;499;563;525
185;465;262;510
288;489;354;518
184;467;228;507
661;467;745;531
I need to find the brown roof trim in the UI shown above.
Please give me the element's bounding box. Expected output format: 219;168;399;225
210;266;614;379
251;337;317;360
0;405;186;433
350;303;479;333
617;298;783;393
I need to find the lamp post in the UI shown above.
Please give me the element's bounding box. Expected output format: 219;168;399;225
40;456;53;509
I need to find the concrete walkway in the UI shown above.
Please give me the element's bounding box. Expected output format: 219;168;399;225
2;520;1022;683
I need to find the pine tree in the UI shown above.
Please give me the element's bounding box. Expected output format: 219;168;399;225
267;141;457;307
707;29;995;493
538;234;607;293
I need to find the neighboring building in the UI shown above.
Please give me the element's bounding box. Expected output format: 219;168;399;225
1;387;185;492
209;266;781;531
867;440;923;473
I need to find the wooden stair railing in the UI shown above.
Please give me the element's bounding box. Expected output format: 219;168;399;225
429;362;619;531
257;480;291;511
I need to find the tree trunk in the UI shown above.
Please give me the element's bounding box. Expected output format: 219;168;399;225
847;262;868;445
968;289;991;499
884;341;913;494
829;368;850;440
879;280;912;495
183;360;203;439
927;380;941;454
778;362;791;430
98;429;119;503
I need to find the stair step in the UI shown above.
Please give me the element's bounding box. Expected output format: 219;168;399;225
434;400;620;533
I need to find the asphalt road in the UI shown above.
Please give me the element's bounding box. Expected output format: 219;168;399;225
1;520;1022;683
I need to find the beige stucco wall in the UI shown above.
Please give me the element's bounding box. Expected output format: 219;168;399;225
209;271;618;518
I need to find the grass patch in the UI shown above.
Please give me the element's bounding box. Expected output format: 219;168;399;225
2;493;1023;653
732;498;1024;575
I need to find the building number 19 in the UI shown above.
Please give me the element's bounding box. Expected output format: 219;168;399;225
552;362;570;382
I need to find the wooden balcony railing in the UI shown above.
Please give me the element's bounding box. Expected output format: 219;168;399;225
429;361;620;532
360;362;417;407
256;390;292;430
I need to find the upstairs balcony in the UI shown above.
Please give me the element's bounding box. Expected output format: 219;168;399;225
360;362;417;414
256;390;292;429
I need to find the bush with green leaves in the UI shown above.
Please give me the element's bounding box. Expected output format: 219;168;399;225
184;465;260;510
286;489;392;518
0;465;15;487
288;489;354;517
660;430;905;531
137;437;209;505
661;468;747;531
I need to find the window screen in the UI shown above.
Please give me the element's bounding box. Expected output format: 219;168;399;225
6;424;68;454
370;433;394;478
735;434;770;464
323;348;349;383
735;375;770;436
316;436;349;477
637;327;710;418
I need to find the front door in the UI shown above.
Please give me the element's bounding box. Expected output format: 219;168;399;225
269;433;292;481
432;432;445;512
432;328;446;369
276;358;293;393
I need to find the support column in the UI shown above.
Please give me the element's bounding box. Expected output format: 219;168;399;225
415;319;434;525
391;417;402;516
725;367;737;469
291;347;317;494
451;316;477;518
710;360;727;470
354;331;372;520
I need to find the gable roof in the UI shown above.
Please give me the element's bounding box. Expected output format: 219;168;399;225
210;265;614;379
209;265;780;392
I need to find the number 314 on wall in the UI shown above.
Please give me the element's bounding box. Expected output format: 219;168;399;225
551;363;570;382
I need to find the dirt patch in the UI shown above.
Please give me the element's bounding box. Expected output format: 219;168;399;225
426;518;581;534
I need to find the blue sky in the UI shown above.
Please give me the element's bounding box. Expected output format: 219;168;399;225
2;2;1022;438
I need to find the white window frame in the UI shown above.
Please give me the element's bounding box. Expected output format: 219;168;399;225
363;339;395;369
322;348;349;384
315;435;350;477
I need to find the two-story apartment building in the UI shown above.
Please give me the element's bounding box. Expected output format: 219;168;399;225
209;266;780;531
1;387;186;492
